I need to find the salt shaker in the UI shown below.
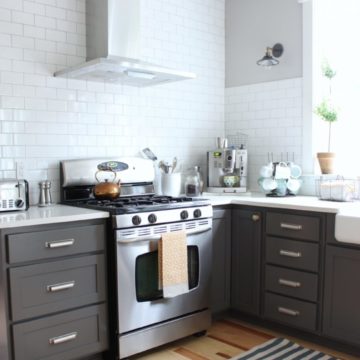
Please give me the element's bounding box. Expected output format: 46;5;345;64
45;180;52;205
38;181;47;207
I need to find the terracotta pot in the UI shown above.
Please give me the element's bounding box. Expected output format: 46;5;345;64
317;152;336;174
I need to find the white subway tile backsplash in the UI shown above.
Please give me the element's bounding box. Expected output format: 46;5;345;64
0;21;22;36
12;11;34;25
225;78;303;192
1;71;23;84
24;25;45;39
24;97;47;110
45;5;66;20
35;14;56;29
56;88;76;101
0;0;224;203
24;1;45;15
2;145;25;157
45;28;66;42
1;0;23;11
0;8;11;21
13;60;35;73
0;133;13;145
0;83;12;96
12;35;35;49
3;96;25;109
47;99;67;111
0;33;10;46
13;84;35;97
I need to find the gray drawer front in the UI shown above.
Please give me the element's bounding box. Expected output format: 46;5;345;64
266;212;320;242
264;293;317;332
10;255;106;321
266;237;319;272
265;265;318;302
13;304;108;360
7;224;105;263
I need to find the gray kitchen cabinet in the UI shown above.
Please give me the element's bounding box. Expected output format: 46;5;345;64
231;207;262;315
264;292;317;332
0;219;108;360
7;224;105;264
263;210;324;333
9;254;106;321
323;245;360;346
265;236;319;272
211;207;231;314
265;265;318;303
12;304;107;360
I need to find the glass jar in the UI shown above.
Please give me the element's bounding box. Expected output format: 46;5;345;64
195;166;204;195
185;167;201;197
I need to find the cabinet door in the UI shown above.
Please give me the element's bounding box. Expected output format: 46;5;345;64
231;208;262;315
323;246;360;345
211;208;231;313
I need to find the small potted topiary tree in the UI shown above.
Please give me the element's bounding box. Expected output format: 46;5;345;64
314;60;338;174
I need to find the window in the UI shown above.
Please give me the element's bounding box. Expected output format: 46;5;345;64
313;0;360;175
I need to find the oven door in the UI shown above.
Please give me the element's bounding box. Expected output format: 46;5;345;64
115;219;212;334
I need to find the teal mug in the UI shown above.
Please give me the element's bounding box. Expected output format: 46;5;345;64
275;179;287;196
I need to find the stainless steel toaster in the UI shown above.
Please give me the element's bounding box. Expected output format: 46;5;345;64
0;179;29;212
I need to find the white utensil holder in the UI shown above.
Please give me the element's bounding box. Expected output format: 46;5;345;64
161;173;181;197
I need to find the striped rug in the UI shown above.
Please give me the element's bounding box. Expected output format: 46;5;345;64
134;320;343;360
231;338;338;360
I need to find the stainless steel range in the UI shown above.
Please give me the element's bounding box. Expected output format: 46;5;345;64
60;158;213;359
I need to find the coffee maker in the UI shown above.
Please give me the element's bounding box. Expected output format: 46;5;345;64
207;148;248;193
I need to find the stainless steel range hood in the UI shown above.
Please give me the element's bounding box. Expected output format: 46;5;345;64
54;0;196;86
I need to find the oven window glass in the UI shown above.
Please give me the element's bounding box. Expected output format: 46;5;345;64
135;245;199;302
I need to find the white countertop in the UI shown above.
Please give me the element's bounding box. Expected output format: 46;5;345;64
203;192;353;213
0;204;109;229
1;194;359;229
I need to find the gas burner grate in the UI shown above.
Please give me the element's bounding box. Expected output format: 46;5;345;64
65;195;209;215
81;195;194;207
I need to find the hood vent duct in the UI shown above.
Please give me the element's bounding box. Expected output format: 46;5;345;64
54;0;196;86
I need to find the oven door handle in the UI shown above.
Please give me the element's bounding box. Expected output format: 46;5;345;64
116;224;212;243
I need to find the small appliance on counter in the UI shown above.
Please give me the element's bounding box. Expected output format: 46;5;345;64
207;138;248;193
0;179;29;212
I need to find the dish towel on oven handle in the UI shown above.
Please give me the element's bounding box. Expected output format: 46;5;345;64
158;230;189;298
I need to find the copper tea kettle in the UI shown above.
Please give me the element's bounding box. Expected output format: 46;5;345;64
93;169;121;200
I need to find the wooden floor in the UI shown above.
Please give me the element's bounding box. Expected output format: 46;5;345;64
133;318;358;360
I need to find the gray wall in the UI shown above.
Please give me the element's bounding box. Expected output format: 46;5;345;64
226;0;303;87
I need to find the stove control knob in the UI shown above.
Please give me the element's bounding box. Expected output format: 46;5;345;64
180;210;189;220
148;213;157;224
193;209;202;218
15;199;24;208
132;215;142;226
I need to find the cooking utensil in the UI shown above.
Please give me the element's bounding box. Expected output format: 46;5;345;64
93;169;121;200
141;148;158;161
158;161;166;173
216;137;228;149
159;161;173;174
171;157;177;173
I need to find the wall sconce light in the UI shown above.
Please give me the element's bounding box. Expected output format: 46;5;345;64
256;43;284;67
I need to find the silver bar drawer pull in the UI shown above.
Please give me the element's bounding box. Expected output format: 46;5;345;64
278;278;301;288
49;332;78;345
45;239;75;249
280;223;303;231
277;306;300;317
279;250;302;258
46;281;75;293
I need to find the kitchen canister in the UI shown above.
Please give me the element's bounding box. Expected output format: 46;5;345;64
161;173;181;197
